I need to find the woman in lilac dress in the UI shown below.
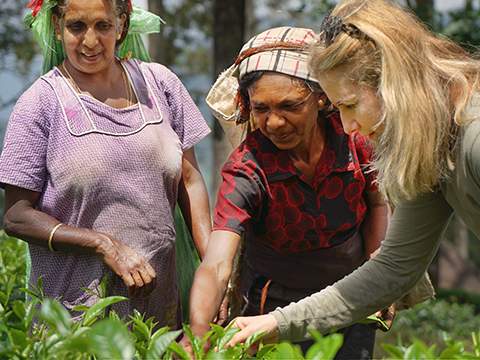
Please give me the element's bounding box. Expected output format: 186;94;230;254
0;0;211;329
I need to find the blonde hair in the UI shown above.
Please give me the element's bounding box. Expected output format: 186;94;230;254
309;0;480;204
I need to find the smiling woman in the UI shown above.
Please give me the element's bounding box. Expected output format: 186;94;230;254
0;0;211;330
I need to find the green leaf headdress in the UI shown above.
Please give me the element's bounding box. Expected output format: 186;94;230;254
24;0;164;75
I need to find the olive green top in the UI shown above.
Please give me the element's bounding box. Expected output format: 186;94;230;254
272;94;480;342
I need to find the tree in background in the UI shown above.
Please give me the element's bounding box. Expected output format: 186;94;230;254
0;0;38;113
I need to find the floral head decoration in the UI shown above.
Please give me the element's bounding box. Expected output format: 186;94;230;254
25;0;162;75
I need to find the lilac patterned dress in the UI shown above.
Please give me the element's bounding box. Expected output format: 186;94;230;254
0;59;210;328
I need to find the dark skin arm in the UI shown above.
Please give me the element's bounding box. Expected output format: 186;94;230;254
178;230;241;356
3;184;157;298
177;147;211;260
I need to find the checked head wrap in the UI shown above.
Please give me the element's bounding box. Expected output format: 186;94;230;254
206;27;319;147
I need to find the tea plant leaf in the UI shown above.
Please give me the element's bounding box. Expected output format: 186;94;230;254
89;319;135;359
8;328;29;348
275;342;303;360
150;326;170;344
20;287;41;302
131;313;151;342
39;298;72;336
256;343;276;359
380;343;404;359
167;340;190;359
359;314;390;330
82;296;127;326
305;331;343;360
147;329;183;359
245;330;266;348
217;327;239;349
205;347;236;359
72;304;90;312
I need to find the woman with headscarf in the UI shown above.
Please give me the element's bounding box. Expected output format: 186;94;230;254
181;27;392;359
0;0;211;329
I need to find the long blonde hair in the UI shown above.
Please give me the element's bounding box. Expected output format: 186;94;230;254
309;0;480;204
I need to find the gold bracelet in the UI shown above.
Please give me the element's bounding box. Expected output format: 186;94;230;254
48;223;63;252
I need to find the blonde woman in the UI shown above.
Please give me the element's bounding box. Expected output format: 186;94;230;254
225;0;480;347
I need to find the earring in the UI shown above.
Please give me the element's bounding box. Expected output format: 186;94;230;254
318;99;324;108
117;33;121;40
57;34;62;41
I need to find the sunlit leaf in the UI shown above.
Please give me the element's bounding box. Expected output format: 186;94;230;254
89;319;134;359
147;329;183;359
82;296;127;326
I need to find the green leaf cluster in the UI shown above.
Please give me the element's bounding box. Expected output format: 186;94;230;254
0;271;344;360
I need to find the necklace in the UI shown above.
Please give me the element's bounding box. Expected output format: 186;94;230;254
62;60;83;94
61;59;135;106
116;58;135;106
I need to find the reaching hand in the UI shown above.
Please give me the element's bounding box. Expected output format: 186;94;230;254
227;314;280;354
96;233;157;298
372;303;396;331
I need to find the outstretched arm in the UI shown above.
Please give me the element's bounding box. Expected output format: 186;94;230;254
228;190;453;345
179;230;241;354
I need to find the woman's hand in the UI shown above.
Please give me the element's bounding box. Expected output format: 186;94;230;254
372;303;396;331
4;184;156;298
178;324;212;359
227;314;280;353
96;233;157;298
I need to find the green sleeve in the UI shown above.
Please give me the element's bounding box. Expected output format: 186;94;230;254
272;189;454;342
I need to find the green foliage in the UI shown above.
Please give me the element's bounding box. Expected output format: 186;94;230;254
375;298;480;359
0;270;343;359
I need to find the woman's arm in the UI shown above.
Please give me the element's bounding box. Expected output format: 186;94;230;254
4;184;157;298
227;190;454;345
177;147;211;260
179;230;242;352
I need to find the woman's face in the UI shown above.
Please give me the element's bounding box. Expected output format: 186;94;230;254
248;72;321;152
53;0;125;75
317;69;383;141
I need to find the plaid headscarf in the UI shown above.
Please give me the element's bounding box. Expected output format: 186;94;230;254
206;27;318;147
235;27;317;83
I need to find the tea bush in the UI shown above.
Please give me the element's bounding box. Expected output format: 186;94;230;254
3;233;480;359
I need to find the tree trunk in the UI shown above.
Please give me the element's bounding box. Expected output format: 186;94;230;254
210;0;246;209
414;0;434;24
148;0;166;64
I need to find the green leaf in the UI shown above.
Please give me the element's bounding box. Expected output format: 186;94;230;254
217;327;239;350
358;314;390;330
256;343;276;359
8;328;29;348
89;319;135;359
20;287;41;302
131;313;152;342
245;330;266;348
82;296;127;326
168;341;190;360
6;275;16;303
150;326;170;344
39;298;72;336
147;329;183;359
275;342;303;360
72;304;90;312
305;331;343;360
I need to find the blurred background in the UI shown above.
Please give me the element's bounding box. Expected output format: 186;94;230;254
1;0;480;356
